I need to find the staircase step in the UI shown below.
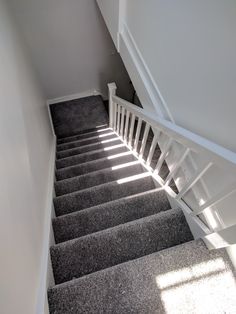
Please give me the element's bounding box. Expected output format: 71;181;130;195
55;162;144;196
57;126;110;145
54;174;155;216
48;239;236;314
55;152;136;181
56;137;122;159
50;208;193;284
57;132;116;152
56;144;128;169
53;189;170;243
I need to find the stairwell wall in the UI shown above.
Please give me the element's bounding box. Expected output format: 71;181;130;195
0;1;54;313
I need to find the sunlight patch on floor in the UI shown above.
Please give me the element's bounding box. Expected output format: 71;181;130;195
155;257;236;313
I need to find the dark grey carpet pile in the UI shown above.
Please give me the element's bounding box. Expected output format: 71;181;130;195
48;95;236;313
50;95;108;138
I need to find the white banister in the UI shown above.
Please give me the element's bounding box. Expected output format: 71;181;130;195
108;82;236;249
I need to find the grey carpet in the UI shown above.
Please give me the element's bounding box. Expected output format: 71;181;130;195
57;132;116;152
55;153;136;181
54;175;156;216
50;96;108;138
53;189;170;243
55;163;144;196
48;239;236;314
56;145;129;169
56;137;122;159
50;208;193;284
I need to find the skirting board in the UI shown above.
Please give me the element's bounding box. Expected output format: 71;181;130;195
47;89;105;106
36;136;56;314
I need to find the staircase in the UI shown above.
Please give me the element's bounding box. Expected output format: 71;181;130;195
48;95;236;313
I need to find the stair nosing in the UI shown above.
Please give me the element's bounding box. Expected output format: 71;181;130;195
55;150;134;173
56;143;126;163
57;126;111;142
55;160;142;185
53;187;165;220
56;137;121;157
54;172;152;200
51;207;178;249
57;131;116;149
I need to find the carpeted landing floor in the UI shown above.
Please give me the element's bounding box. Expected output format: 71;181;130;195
48;96;236;313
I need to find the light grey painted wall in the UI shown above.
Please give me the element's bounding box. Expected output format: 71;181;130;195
0;0;54;313
8;0;133;101
125;0;236;152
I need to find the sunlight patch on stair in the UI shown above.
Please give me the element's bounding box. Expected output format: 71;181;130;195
155;257;236;313
103;143;125;151
97;132;115;138
100;137;120;144
107;151;133;159
111;160;141;170
117;172;151;184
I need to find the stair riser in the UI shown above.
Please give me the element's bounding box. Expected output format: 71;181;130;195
56;146;129;169
53;190;170;243
55;164;144;196
57;133;116;152
57;127;110;145
50;210;193;284
54;177;155;216
55;154;136;181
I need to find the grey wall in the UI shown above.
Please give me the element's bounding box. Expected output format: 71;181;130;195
9;0;133;101
0;0;54;313
125;0;236;152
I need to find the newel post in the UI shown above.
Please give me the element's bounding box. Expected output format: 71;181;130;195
108;82;117;128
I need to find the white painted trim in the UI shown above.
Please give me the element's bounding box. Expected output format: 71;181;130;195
120;23;174;121
47;101;55;137
47;89;104;105
36;137;56;314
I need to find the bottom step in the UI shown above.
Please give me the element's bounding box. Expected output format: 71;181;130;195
48;239;236;314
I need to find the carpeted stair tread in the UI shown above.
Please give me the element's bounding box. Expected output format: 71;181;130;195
50;208;193;284
56;144;128;169
54;174;156;216
57;126;111;144
55;162;144;196
56;137;122;159
55;152;136;181
57;132;117;152
48;239;236;314
53;189;170;243
50;96;108;138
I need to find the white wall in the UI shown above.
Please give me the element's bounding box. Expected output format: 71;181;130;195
8;0;133;101
0;1;54;313
124;0;236;152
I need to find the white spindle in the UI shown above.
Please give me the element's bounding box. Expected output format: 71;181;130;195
139;123;150;158
134;118;142;152
128;114;136;146
124;110;130;143
117;105;121;134
113;102;117;132
120;107;125;138
164;148;190;186
176;162;213;200
146;133;159;167
192;185;236;216
155;139;173;174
